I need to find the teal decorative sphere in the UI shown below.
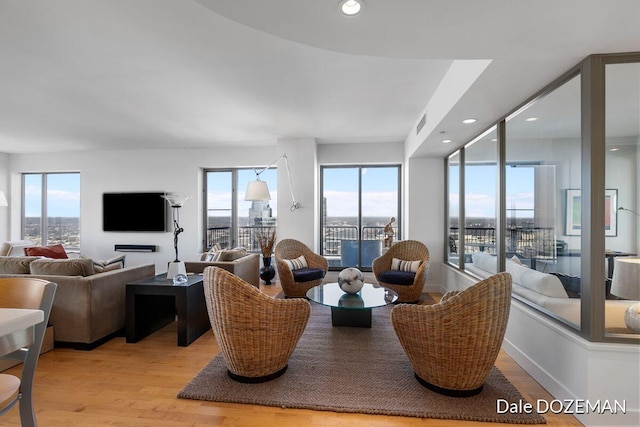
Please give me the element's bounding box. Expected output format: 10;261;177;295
338;267;364;294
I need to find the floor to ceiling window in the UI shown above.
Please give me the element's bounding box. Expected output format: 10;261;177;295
321;165;401;271
22;172;80;250
505;73;581;328
204;168;277;251
445;52;640;343
604;61;640;339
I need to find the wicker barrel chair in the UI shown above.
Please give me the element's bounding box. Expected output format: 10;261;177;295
372;240;430;303
274;239;328;298
391;272;512;396
203;266;311;383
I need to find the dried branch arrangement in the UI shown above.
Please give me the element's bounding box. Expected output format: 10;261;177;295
256;229;276;257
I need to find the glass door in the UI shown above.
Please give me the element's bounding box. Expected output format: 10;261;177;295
321;165;400;271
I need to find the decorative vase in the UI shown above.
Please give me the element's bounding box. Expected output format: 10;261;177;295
260;256;276;285
624;302;640;333
338;267;364;294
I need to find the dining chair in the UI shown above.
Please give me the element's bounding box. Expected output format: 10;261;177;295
0;278;57;426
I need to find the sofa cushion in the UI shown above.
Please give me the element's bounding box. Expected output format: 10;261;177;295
292;268;325;282
24;244;68;259
92;255;126;273
506;260;568;298
217;248;247;261
0;256;40;274
378;270;416;286
471;251;497;274
29;258;96;277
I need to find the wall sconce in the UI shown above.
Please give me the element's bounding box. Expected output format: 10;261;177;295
0;191;7;207
245;153;300;212
163;194;191;281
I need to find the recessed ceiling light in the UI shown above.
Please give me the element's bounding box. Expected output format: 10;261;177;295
442;139;452;144
609;148;620;152
462;118;477;124
526;117;538;122
339;0;363;16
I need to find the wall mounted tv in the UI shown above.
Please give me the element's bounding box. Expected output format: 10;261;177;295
103;192;167;232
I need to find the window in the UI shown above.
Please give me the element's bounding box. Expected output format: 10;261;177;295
204;168;277;251
320;165;401;271
22;172;81;250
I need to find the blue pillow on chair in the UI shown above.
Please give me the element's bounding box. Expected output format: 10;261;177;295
379;270;415;286
292;268;325;282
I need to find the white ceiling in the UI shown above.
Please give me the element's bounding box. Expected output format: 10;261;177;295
0;0;639;157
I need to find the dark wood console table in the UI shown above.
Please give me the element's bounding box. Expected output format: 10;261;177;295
126;274;210;346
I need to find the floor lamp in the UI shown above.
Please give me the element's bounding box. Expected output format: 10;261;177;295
163;194;190;281
245;153;300;211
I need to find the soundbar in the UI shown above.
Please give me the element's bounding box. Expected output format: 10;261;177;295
114;244;156;252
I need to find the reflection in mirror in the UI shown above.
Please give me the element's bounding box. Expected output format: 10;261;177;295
605;62;640;339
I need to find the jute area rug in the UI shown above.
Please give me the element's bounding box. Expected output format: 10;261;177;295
178;300;546;424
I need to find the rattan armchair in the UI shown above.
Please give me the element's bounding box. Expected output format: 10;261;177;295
274;239;328;298
391;272;512;396
372;240;430;302
203;266;310;383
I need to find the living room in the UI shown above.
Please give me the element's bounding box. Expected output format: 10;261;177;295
1;1;640;426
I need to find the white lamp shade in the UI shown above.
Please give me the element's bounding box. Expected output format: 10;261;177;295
610;257;640;300
245;180;271;201
163;194;190;207
0;191;7;207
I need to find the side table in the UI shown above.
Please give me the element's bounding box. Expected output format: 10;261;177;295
126;274;210;346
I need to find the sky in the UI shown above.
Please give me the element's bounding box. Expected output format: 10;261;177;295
207;166;400;219
449;165;535;218
24;173;80;217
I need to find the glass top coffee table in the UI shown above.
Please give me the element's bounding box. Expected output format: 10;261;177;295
306;282;398;328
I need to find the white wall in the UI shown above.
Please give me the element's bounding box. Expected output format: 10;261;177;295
0;153;8;242
406;157;444;289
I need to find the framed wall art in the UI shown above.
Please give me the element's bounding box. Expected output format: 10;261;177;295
565;189;617;236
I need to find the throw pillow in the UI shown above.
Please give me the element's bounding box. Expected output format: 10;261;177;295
510;255;523;265
24;244;68;259
391;257;421;272
203;244;222;262
284;255;308;270
217;248;247;261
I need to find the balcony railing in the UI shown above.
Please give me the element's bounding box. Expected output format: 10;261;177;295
206;226;277;252
448;226;557;259
322;225;397;256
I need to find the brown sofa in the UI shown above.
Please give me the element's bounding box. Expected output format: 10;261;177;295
185;252;260;287
0;256;155;349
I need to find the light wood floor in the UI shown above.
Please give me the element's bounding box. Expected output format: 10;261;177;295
0;283;583;427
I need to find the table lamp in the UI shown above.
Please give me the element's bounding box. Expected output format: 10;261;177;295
610;257;640;332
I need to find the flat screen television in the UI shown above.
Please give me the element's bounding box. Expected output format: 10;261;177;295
103;192;167;232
